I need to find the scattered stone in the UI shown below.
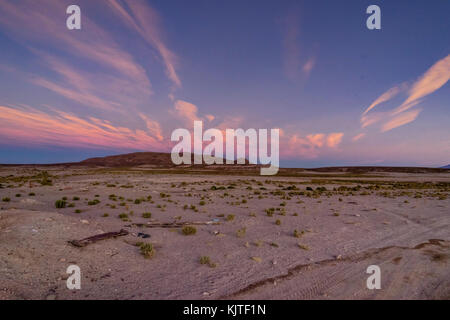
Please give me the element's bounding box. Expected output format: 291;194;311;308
251;257;262;263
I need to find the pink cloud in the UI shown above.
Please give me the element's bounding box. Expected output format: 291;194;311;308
361;55;450;133
394;54;450;115
0;105;166;151
106;0;181;88
326;133;344;148
282;132;344;159
352;133;366;142
381;109;422;133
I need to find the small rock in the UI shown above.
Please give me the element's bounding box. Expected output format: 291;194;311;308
251;257;262;263
80;220;89;224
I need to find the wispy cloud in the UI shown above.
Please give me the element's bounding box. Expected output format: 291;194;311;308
281;10;316;81
0;1;156;114
381;109;422;133
393;54;450;115
360;54;450;132
362;84;406;116
352;133;366;142
0;105;166;151
106;0;181;89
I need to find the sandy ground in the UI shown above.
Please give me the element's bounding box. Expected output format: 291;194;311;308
0;167;449;300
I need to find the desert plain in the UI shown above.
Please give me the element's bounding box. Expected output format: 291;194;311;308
0;164;449;300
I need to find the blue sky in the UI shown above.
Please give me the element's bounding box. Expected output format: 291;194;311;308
0;0;448;167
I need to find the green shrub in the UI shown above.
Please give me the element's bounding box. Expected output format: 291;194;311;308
55;199;66;208
39;171;52;186
88;199;100;206
181;226;197;235
226;214;235;221
2;197;10;202
199;256;216;268
142;212;152;218
139;243;155;259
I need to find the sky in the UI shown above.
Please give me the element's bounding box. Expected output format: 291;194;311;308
0;0;449;167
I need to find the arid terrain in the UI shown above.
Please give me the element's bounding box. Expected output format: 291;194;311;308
0;160;449;300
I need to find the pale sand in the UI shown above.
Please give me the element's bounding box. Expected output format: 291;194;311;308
0;167;449;299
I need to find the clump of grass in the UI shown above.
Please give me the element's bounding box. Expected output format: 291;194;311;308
28;192;35;196
15;194;21;198
67;203;75;208
236;227;246;238
199;256;216;268
293;229;304;238
118;213;129;221
2;197;11;202
181;225;197;235
102;213;109;217
75;209;82;214
88;199;100;206
138;243;155;259
333;212;340;217
72;196;80;201
134;199;142;204
199;200;206;206
275;219;281;225
265;208;275;217
226;214;235;221
142;212;152;218
39;171;52;186
55;199;66;208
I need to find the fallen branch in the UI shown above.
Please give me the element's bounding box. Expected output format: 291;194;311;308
129;221;221;228
68;229;129;247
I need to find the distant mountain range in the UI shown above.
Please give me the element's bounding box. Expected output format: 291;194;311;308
1;152;449;173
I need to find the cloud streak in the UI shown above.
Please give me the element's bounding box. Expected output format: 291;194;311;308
106;0;181;89
0;105;166;151
360;54;450;132
281;10;316;81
